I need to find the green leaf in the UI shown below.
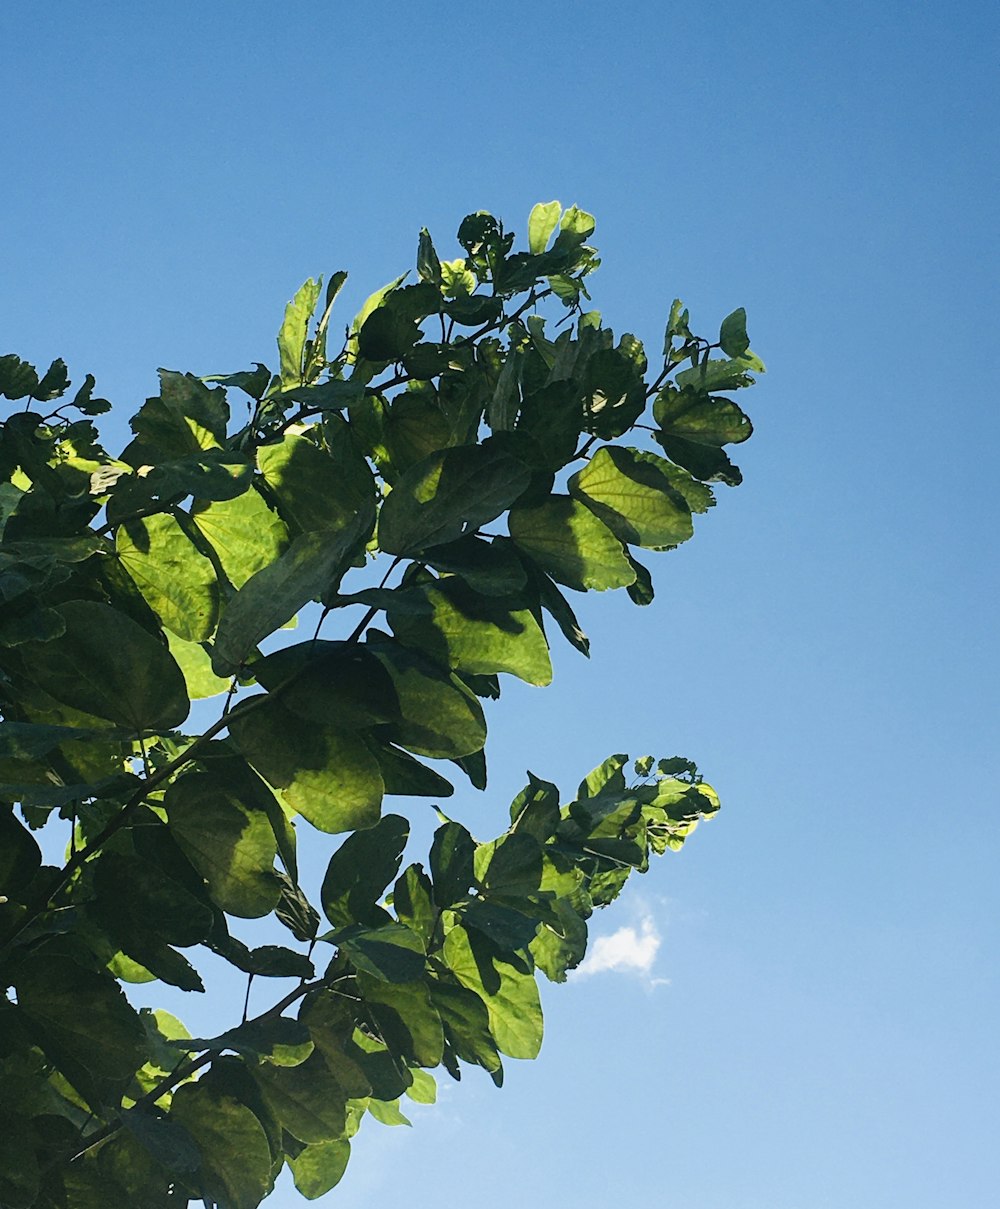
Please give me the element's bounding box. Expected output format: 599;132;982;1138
190;488;289;589
165;770;280;918
116;512;220;642
569;445;694;548
16;600;189;729
367;741;456;798
371;640;487;759
212;502;374;676
358;307;420;362
651;431;744;485
674;353;763;392
530;897;588;982
0;1114;38;1208
653;386;753;446
430;820;476;907
279;278;322;386
321;813;410;928
358;972;444;1067
405;1068;437;1104
184;1017;314;1067
528;201;561;254
389;578;552;686
230;698;384;834
165;631;231;699
428;979;502;1076
256;432;375;535
289;1138;351;1199
333;921;426;982
509;495;634;591
170;1081;273;1209
719;307;751;357
442;925;543;1059
128;370;228;458
378;442;531;556
393;863;438;945
254;640;398;730
14;946;147;1103
417;227;442;284
421;534;527;597
0;804;42;894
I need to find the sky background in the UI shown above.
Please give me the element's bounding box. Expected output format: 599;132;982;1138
3;1;999;1206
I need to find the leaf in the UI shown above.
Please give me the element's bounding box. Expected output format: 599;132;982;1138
14;946;147;1103
569;445;694;548
0;804;42;894
509;495;634;591
442;925;543;1059
184;1017;314;1067
528;200;561;254
371;640;487;759
358;307;420;362
321;813;410;928
165;770;280;918
279;278;322;386
170;1082;273;1209
0;1114;38;1208
389;578;552;686
368;741;456;798
230;698;384;834
674;354;763;392
421;534;527;596
719;307;751;357
190;488;289;589
16;600;189;729
254;640;398;730
165;631;231;699
128;370;228;458
653;386;753;446
289;1139;351;1199
377;442;531;556
357;972;444;1067
256;432;375;535
393;863;438;945
405;1068;437;1104
333;921;426;982
116;512;220;641
428;979;502;1076
430;820;476;907
212;501;374;676
651;431;744;485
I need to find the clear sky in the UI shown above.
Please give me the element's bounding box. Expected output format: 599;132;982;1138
3;1;998;1206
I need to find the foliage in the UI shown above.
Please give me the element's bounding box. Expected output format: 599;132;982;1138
0;203;762;1207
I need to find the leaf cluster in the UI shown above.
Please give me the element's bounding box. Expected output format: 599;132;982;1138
0;203;762;1207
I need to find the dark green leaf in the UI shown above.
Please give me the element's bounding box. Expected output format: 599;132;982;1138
389;578;552;686
333;921;426;982
165;770;280;919
378;442;531;556
230;698;384;834
509;494;634;591
719;307;750;357
212;501;374;676
321;813;409;928
170;1081;273;1209
430;820;476;907
16;600;189;729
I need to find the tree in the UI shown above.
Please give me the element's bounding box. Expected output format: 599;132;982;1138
0;202;763;1207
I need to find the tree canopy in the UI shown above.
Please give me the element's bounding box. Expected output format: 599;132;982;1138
0;202;763;1207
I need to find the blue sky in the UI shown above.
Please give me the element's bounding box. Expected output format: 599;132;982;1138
3;1;998;1205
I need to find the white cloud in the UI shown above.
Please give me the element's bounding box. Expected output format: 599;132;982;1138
575;914;664;980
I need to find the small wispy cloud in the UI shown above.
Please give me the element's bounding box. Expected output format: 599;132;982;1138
575;914;665;982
